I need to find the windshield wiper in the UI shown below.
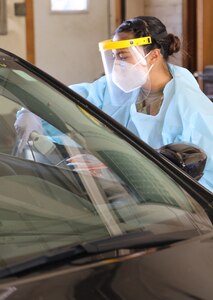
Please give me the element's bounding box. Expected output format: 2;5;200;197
0;229;200;279
0;244;87;279
82;229;199;253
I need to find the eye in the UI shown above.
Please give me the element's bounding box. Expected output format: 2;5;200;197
119;52;129;60
112;51;129;61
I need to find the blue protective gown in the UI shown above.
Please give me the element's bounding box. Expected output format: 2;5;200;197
70;64;213;193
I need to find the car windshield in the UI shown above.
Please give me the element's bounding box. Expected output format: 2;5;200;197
0;50;212;267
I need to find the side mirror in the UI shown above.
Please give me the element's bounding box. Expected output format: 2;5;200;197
157;143;207;180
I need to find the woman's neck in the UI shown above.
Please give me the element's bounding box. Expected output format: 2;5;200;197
150;61;172;92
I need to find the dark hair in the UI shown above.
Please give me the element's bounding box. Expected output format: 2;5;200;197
114;16;181;60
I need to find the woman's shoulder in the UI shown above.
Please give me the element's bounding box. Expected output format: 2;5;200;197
168;64;198;83
166;64;213;111
167;63;203;95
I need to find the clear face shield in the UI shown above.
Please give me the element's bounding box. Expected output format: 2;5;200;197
99;36;152;104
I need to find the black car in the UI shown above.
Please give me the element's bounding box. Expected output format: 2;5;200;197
0;48;213;300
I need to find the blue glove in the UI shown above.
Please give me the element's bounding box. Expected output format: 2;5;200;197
14;109;43;152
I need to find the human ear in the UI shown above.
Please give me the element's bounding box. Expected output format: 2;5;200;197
149;49;161;64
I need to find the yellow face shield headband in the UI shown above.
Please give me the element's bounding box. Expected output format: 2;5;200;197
99;36;152;51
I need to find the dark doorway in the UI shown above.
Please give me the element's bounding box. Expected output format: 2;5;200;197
182;0;197;74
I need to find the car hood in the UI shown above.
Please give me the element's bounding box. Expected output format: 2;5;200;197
0;231;213;300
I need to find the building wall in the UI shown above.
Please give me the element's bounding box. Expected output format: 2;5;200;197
126;0;145;19
33;0;113;85
144;0;183;66
0;0;26;58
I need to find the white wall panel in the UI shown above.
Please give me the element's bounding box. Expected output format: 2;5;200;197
34;0;113;85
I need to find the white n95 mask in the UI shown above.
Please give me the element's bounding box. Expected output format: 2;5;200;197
111;53;152;93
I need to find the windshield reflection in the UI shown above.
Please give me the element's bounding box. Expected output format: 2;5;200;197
0;51;212;266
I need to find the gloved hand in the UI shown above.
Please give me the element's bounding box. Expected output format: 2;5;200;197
14;109;44;152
